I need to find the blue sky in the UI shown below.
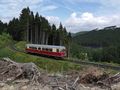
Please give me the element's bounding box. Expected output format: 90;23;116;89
0;0;120;33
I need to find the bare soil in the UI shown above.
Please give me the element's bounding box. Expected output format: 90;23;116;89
0;58;120;90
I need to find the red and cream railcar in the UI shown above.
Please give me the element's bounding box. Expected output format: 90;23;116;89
25;44;66;58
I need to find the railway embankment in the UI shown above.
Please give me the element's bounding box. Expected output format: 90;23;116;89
9;41;120;71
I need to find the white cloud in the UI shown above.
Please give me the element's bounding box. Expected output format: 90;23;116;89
0;0;58;22
40;5;57;12
0;0;43;22
46;16;60;27
70;0;120;6
1;0;120;33
67;0;120;14
100;0;120;7
65;12;120;32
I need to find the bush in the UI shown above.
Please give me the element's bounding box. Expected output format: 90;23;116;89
0;33;12;48
0;46;82;72
15;41;27;51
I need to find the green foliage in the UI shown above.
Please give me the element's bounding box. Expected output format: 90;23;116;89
8;18;21;40
0;47;14;58
70;41;89;60
73;27;120;47
5;7;71;50
72;26;120;64
0;47;82;72
15;41;27;51
0;35;82;72
0;20;7;34
0;7;71;58
0;33;12;48
89;46;120;64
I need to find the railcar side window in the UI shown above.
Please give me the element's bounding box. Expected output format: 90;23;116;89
46;48;48;51
57;49;59;52
29;47;33;49
38;47;41;50
42;48;52;52
33;47;37;49
48;48;52;52
42;48;46;51
50;49;52;52
29;47;37;49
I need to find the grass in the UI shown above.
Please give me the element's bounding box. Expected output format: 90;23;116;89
0;47;82;72
0;33;119;73
0;37;83;72
0;33;12;49
0;46;117;74
15;41;27;51
13;42;120;73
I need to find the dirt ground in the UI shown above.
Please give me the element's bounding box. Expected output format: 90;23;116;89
0;58;120;90
0;82;120;90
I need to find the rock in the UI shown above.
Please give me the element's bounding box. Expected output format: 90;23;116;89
14;79;29;83
9;85;14;90
76;84;90;90
76;84;108;90
21;86;28;90
0;83;5;87
112;82;120;90
1;84;10;90
33;87;39;90
1;87;8;90
42;86;51;90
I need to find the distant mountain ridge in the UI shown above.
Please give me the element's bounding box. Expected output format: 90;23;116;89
72;31;89;37
73;26;120;47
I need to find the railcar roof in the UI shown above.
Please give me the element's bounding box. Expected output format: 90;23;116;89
26;44;66;49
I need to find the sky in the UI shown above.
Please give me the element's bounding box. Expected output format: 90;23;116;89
0;0;120;33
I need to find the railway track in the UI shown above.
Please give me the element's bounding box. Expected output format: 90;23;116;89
9;44;120;71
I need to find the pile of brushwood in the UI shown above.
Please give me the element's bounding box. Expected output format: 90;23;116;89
0;58;41;84
0;58;120;90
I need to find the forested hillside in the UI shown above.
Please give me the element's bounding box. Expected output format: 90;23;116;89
72;26;120;64
73;26;120;47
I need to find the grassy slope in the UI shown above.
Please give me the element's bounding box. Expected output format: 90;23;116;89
0;34;118;73
0;35;82;73
0;33;12;48
0;47;83;72
15;41;119;73
15;41;27;51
